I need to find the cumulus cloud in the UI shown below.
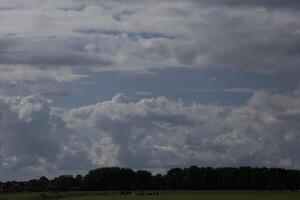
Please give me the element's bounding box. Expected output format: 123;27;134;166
1;90;300;179
0;95;96;180
65;91;300;170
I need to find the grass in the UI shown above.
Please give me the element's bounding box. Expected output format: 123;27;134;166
0;191;300;200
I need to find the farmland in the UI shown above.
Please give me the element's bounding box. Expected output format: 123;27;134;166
0;191;300;200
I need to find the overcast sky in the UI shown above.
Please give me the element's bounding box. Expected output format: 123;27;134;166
0;0;300;180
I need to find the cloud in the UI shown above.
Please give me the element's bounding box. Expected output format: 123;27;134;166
0;95;96;180
135;91;154;96
1;89;300;179
0;37;113;67
174;88;275;94
0;95;58;177
0;0;300;179
0;0;299;94
191;0;300;9
65;91;300;170
0;65;84;95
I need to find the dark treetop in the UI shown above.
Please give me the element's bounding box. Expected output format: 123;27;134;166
1;166;300;192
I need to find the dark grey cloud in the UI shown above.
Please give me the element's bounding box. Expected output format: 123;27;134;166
0;37;112;67
0;0;298;75
192;0;300;9
0;0;299;96
0;95;96;180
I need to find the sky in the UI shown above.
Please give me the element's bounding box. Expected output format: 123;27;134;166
0;0;300;181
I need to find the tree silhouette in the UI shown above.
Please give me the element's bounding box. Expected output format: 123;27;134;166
1;166;300;193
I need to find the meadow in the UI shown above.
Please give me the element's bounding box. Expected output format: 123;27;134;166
0;191;300;200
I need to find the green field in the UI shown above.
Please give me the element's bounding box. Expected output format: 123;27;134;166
0;191;300;200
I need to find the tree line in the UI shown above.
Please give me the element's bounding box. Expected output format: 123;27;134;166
1;166;300;192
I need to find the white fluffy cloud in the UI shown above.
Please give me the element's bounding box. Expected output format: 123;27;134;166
65;91;300;170
1;90;300;179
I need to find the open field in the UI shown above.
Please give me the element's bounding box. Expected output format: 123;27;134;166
1;191;300;200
